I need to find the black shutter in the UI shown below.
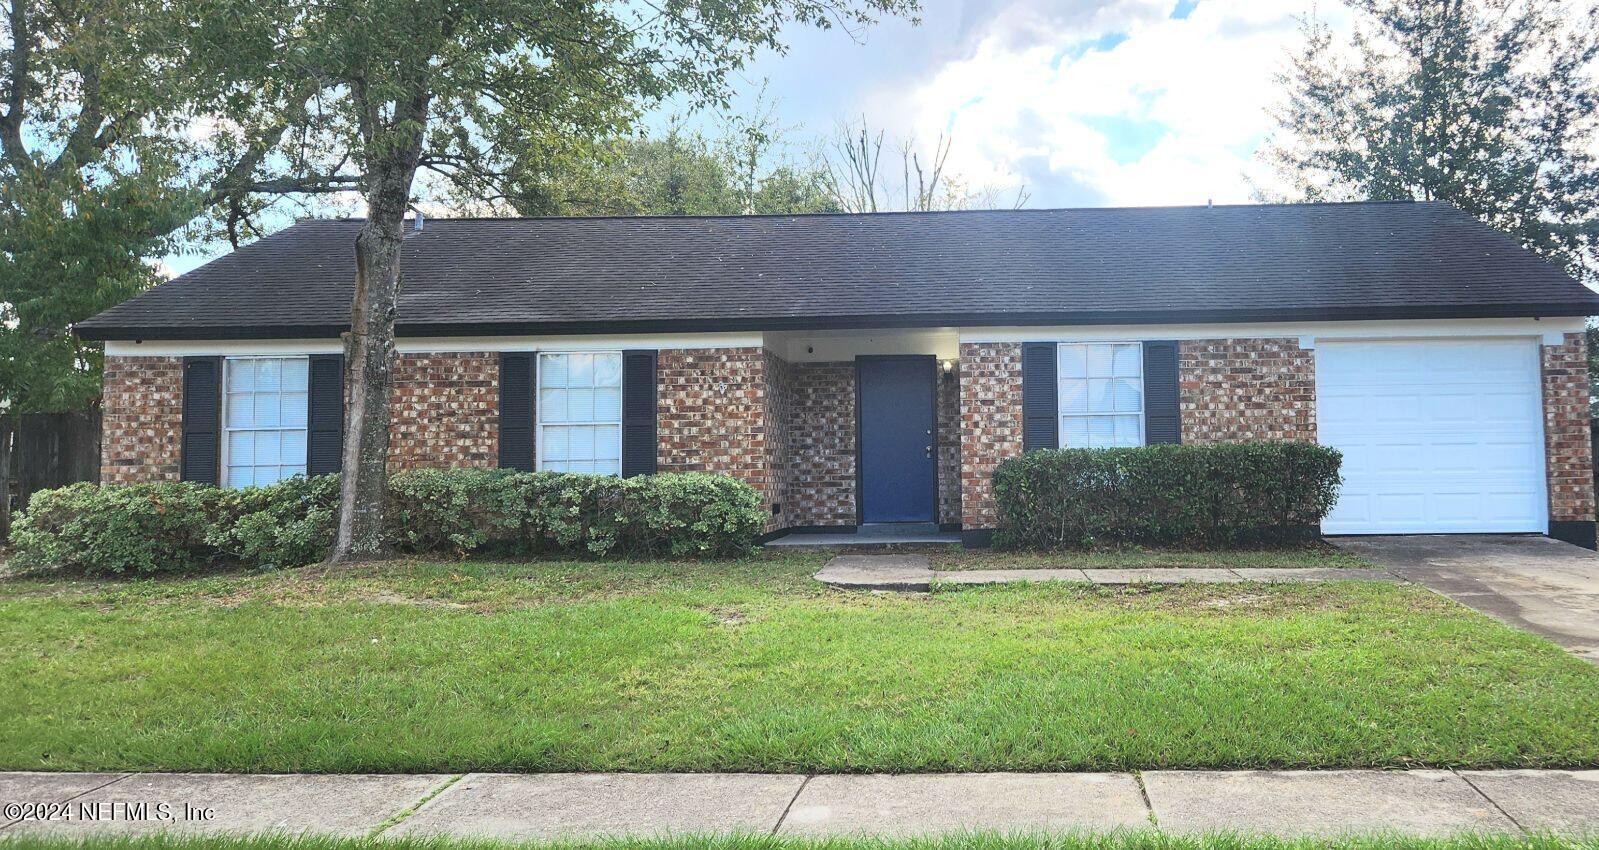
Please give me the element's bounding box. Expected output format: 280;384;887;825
180;356;222;484
498;352;535;471
1021;342;1058;452
1143;340;1181;445
621;349;658;477
306;354;344;475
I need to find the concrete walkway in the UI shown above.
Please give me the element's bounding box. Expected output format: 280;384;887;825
4;770;1598;839
815;554;1400;592
1335;535;1599;662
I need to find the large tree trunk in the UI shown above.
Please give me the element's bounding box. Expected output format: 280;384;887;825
327;103;428;563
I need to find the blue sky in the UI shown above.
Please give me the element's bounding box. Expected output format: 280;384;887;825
167;0;1345;276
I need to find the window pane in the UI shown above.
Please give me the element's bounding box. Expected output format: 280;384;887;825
227;466;254;488
1114;415;1142;446
256;359;281;391
1111;378;1143;413
228;432;254;465
227;393;254;428
228;360;254;391
595;353;622;387
1061;416;1089;448
1058;344;1087;379
254;393;280;427
595;425;621;460
1059;379;1088;414
1088;415;1115;446
1088;344;1114;377
570;460;595;474
569;426;595;460
543;426;569;461
255;431;281;464
281;465;305;480
281;391;308;427
1112;344;1141;377
570;353;594;386
1087;378;1115;413
541;354;568;387
281;431;307;464
283;358;308;388
254;465;280;487
594;387;621;422
541;389;567;423
595;459;620;476
567;388;595;422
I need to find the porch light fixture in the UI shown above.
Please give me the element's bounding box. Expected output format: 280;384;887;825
940;359;955;376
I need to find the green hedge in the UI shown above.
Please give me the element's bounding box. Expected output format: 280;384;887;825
11;470;764;576
992;442;1343;549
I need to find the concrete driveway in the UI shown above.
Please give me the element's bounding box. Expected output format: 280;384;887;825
1335;535;1599;662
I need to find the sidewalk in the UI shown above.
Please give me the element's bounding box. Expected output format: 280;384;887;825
4;769;1598;840
814;554;1402;592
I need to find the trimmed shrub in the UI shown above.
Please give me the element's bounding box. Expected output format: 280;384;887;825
992;442;1343;549
9;482;225;575
11;469;766;575
206;474;340;569
386;468;523;554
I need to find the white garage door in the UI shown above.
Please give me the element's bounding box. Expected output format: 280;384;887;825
1317;338;1547;535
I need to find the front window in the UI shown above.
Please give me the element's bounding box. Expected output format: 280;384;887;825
224;356;308;487
1058;342;1144;448
538;351;622;474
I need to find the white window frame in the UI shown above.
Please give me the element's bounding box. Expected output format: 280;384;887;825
1057;341;1146;448
221;355;310;488
535;350;624;475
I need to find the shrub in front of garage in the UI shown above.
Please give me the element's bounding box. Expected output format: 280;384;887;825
992;442;1343;549
9;471;764;576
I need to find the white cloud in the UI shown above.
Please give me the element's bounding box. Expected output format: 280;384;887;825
875;0;1354;207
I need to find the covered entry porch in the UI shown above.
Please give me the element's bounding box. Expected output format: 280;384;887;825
762;328;964;539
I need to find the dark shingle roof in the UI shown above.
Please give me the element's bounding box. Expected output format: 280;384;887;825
76;200;1599;340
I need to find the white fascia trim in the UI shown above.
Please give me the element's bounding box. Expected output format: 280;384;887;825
958;317;1587;347
106;332;764;358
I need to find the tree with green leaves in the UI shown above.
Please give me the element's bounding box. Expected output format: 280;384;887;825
0;0;303;535
204;0;917;561
1258;0;1599;284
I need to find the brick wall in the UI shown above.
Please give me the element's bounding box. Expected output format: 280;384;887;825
101;355;184;484
657;347;776;513
1542;333;1595;523
763;352;798;531
958;342;1023;529
1179;338;1316;443
785;361;857;527
387;352;499;471
936;367;962;527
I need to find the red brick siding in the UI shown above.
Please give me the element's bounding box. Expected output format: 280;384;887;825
958;342;1023;529
785;361;857;527
936;367;962;527
388;352;499;471
657;347;776;512
101;355;184;484
1542;333;1595;522
763;352;798;531
1179;338;1316;443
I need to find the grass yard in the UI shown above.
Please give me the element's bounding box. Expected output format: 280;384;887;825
931;544;1371;571
1;834;1597;850
2;553;1598;774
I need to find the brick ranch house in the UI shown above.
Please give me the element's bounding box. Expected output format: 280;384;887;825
76;201;1599;548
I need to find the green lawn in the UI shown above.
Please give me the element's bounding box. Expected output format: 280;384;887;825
931;545;1371;571
1;834;1596;850
2;554;1597;774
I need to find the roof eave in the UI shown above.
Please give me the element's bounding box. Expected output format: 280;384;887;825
73;302;1599;342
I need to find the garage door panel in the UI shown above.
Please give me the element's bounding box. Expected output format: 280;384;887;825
1317;339;1545;535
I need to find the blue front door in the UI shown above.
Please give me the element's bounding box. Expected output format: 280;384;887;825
858;357;937;523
